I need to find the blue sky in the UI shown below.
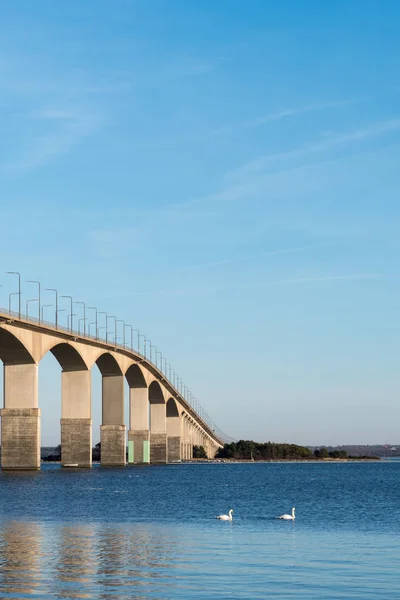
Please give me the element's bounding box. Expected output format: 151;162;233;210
1;0;400;445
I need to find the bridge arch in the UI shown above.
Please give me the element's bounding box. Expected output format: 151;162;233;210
46;343;88;372
0;327;35;365
149;380;165;404
125;363;147;388
95;352;122;376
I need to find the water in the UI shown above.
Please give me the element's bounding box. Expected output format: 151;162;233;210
0;462;399;599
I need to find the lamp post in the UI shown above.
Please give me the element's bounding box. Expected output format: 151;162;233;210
138;333;145;355
61;296;73;332
149;342;155;364
88;307;97;338
162;357;167;376
56;308;66;328
26;280;41;322
41;303;52;322
78;317;87;335
8;292;18;315
97;326;106;340
156;350;162;370
98;312;107;340
74;302;86;336
116;320;125;347
46;288;59;328
6;272;21;318
132;329;140;351
145;338;152;360
26;298;38;319
68;312;77;331
125;324;132;349
106;315;116;344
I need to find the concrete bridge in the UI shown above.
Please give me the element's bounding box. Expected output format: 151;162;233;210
0;311;223;470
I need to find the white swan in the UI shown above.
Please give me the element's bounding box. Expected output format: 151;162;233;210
278;507;295;520
216;509;233;521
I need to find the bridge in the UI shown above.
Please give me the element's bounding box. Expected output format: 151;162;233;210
0;278;224;469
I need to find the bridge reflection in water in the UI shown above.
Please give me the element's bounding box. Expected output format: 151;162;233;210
0;521;188;599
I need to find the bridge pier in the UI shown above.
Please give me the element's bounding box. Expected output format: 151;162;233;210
101;373;126;466
0;363;40;470
182;414;192;460
128;387;150;464
166;398;181;462
150;406;167;462
61;370;92;468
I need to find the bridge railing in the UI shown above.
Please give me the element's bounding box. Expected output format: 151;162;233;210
0;306;223;446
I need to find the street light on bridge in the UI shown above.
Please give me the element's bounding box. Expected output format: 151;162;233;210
138;333;145;355
106;315;116;344
41;304;52;322
56;308;66;329
61;296;73;332
125;324;132;349
87;307;98;338
8;291;18;315
45;288;59;328
6;272;21;318
132;328;140;351
67;312;77;331
149;341;155;364
97;326;106;340
98;312;107;340
74;302;86;336
26;280;41;322
116;319;125;347
156;350;162;370
78;317;87;335
26;298;38;319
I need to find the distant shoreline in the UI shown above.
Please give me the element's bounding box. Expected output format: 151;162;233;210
186;457;381;463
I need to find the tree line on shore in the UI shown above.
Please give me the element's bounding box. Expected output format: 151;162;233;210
215;440;379;460
216;440;313;460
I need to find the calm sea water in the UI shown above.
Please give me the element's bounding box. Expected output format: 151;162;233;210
0;461;399;599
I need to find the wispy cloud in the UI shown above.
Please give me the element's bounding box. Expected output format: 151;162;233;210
177;243;335;273
268;273;381;285
138;96;368;149
229;117;400;181
1;106;103;175
100;272;382;301
126;116;400;224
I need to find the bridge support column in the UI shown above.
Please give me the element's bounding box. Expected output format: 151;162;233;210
101;374;126;466
150;402;167;463
61;370;92;468
128;387;150;464
181;416;186;460
0;364;40;470
166;399;181;462
188;421;193;459
184;417;191;459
